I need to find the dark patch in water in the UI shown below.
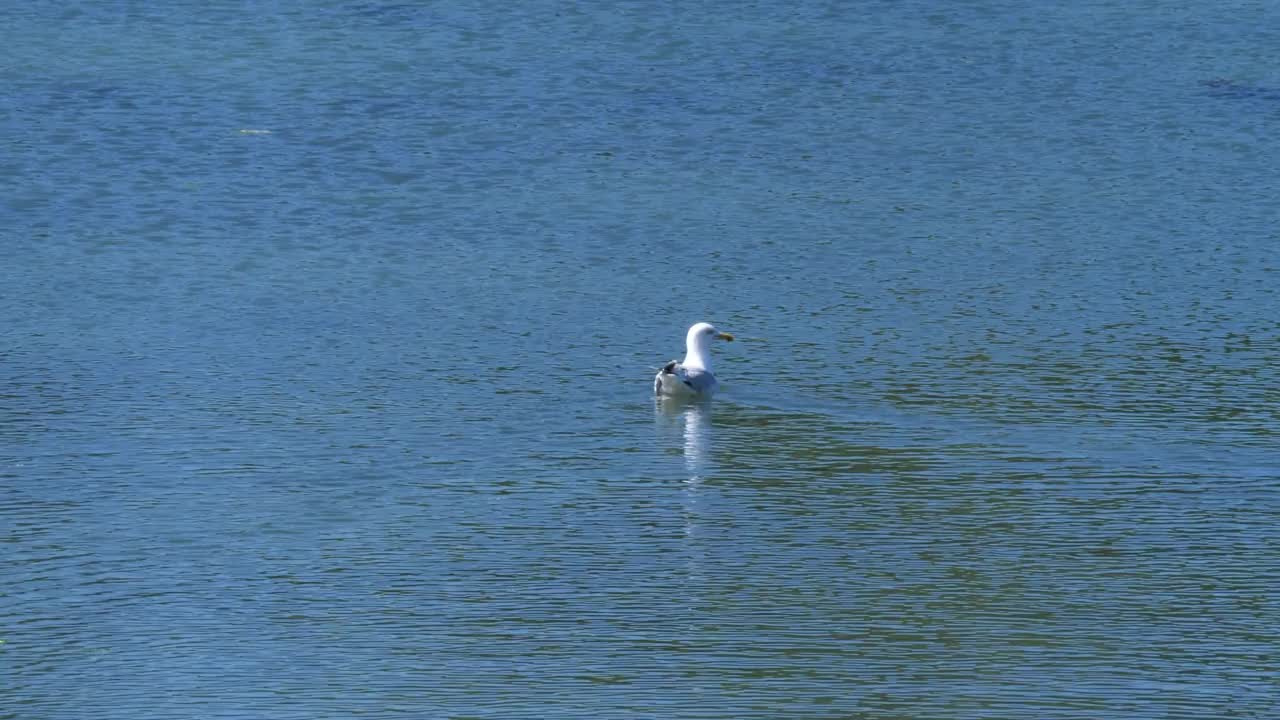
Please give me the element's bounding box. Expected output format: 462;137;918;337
1201;78;1280;101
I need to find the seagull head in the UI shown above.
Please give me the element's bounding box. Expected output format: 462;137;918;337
684;322;734;367
687;322;734;347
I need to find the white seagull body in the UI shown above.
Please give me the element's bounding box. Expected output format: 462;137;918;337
654;322;735;398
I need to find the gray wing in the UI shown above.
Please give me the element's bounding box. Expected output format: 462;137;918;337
656;360;717;395
679;366;718;394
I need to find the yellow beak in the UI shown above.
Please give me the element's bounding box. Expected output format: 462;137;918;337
717;332;735;342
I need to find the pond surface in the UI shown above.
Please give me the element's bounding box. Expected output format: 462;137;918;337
4;2;1278;717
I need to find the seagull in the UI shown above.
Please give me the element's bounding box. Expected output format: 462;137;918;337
654;322;735;398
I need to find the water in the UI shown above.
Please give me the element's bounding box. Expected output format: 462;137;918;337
4;2;1278;717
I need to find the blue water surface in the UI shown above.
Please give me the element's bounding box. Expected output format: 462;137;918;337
4;2;1279;718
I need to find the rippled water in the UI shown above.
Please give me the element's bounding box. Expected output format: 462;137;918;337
4;2;1279;718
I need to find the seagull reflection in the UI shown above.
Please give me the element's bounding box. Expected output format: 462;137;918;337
655;397;713;482
655;397;713;547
